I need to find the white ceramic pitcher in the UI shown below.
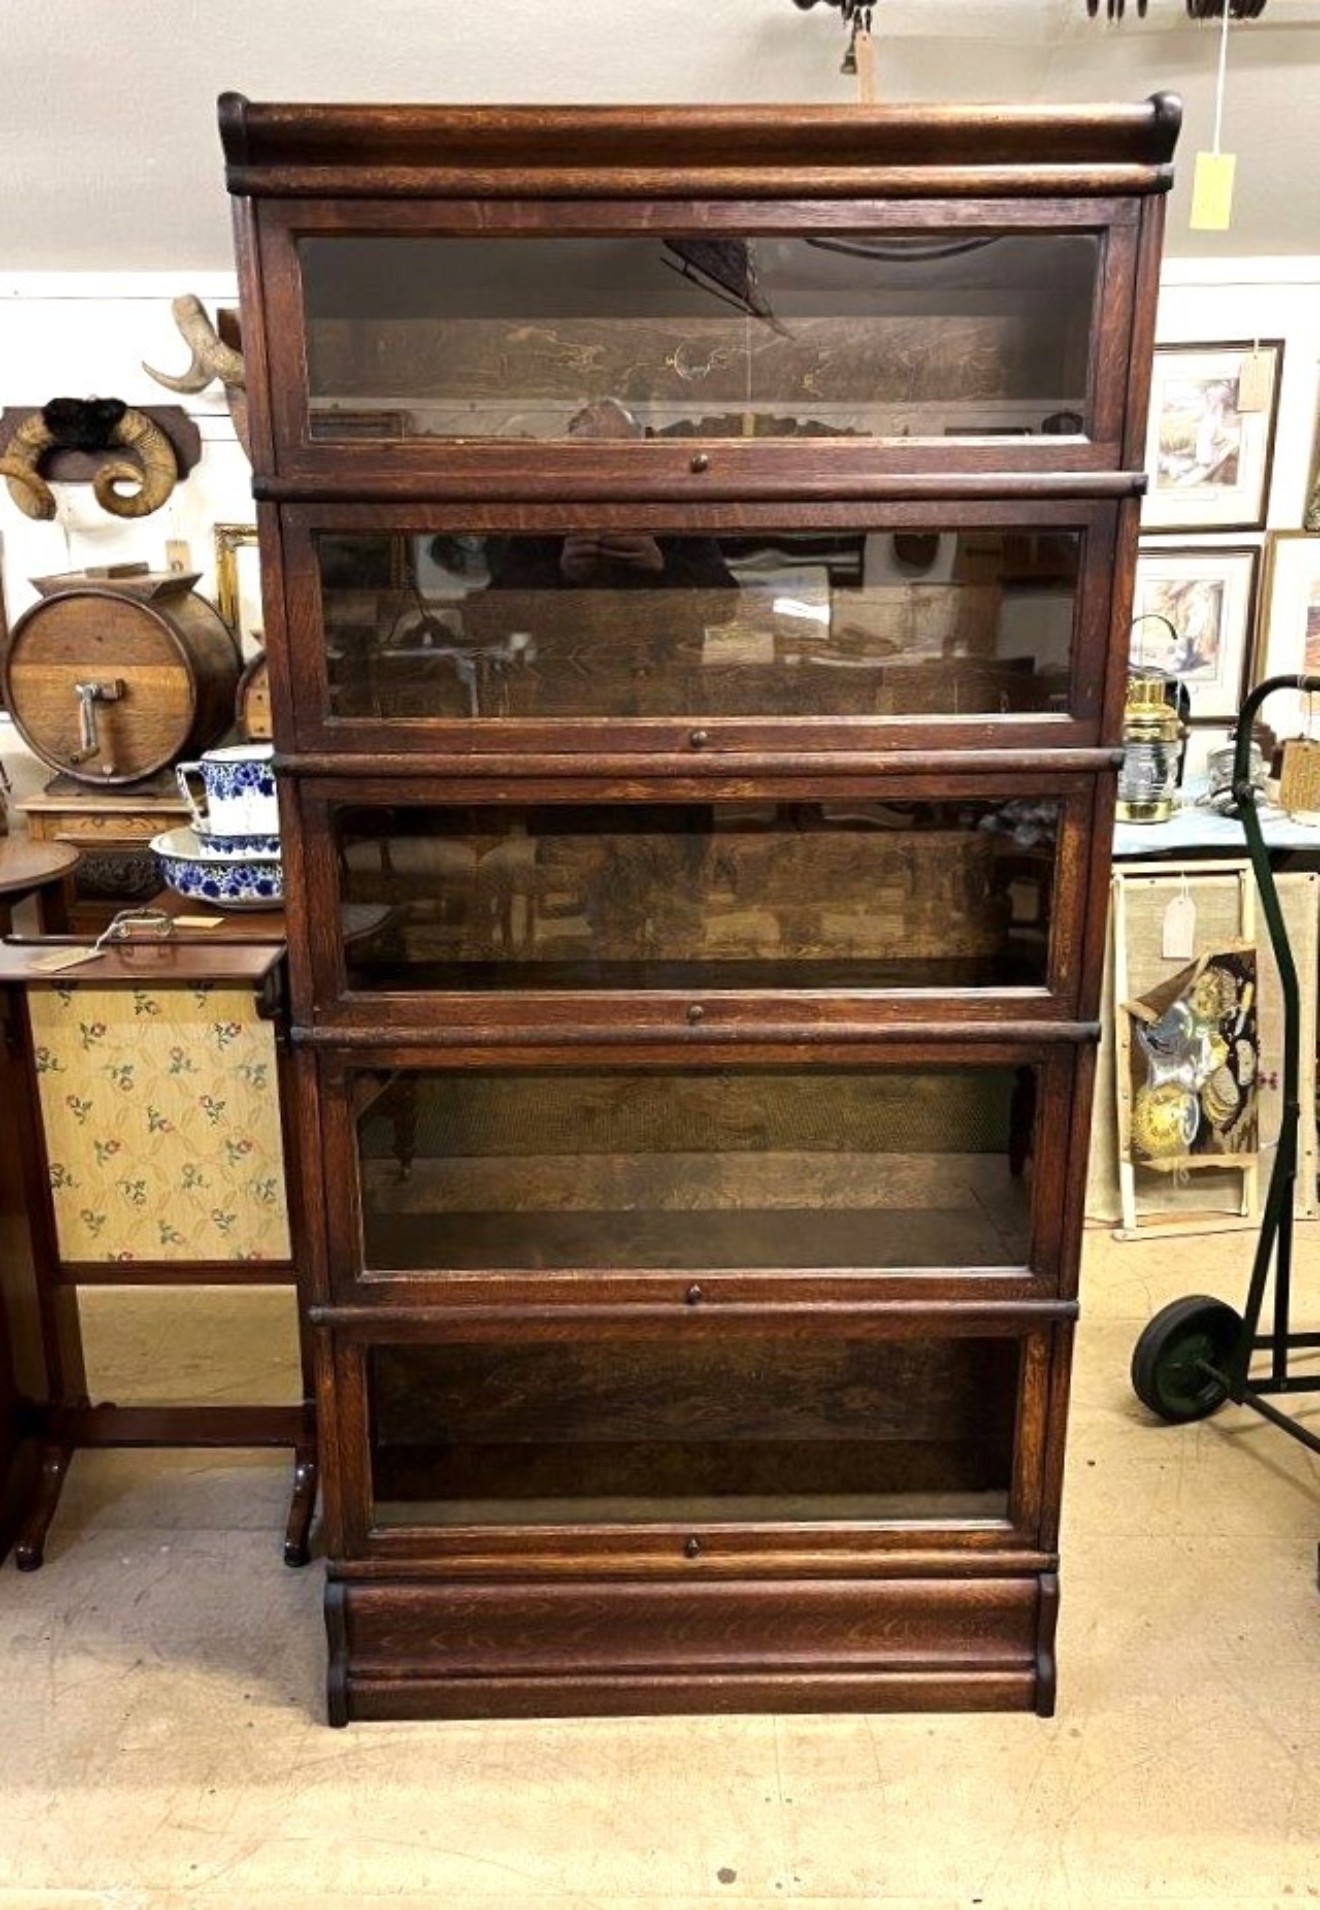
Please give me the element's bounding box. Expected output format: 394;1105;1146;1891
175;743;279;837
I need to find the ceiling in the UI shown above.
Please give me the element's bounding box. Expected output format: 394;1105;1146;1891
2;0;1317;269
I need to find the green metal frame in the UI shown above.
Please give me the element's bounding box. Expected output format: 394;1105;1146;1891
1220;674;1320;1453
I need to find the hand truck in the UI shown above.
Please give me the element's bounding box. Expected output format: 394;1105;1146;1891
1131;675;1320;1461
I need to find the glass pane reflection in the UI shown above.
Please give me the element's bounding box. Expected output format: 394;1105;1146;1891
369;1334;1020;1528
353;1064;1037;1272
318;528;1081;723
336;798;1059;992
299;233;1098;442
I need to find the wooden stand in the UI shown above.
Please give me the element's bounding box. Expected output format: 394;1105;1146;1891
22;774;189;932
0;838;77;938
0;925;316;1570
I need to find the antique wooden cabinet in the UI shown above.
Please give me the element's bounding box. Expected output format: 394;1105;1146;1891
223;94;1179;1722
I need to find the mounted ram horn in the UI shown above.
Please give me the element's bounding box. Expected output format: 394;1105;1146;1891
0;412;58;518
0;399;179;521
89;407;180;518
144;294;249;457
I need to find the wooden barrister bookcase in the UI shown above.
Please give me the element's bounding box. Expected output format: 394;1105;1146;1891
222;92;1179;1722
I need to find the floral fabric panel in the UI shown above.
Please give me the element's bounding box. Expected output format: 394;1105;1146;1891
29;983;291;1262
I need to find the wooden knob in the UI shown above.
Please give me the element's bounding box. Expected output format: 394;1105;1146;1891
687;1003;705;1025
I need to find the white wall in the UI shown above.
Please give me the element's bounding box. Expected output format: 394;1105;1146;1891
5;1;1320;268
0;275;249;634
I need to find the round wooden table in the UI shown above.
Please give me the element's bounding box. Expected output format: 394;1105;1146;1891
0;838;80;937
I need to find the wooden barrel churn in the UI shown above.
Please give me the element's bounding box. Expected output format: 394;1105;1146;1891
2;571;240;785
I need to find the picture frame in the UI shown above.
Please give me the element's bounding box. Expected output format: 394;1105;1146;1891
1131;543;1260;721
212;522;262;658
1254;533;1320;707
1142;341;1283;533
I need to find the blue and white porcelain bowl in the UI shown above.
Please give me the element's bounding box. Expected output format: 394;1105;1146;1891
151;827;284;911
191;820;282;860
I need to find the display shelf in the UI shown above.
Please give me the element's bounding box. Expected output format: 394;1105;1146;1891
224;91;1177;1721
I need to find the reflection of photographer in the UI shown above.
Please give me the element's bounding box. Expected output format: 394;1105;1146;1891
560;533;663;582
490;530;735;595
490;397;736;598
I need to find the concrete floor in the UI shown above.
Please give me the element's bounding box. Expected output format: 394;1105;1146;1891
1;1226;1318;1909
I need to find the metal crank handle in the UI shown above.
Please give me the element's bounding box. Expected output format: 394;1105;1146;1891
69;678;125;772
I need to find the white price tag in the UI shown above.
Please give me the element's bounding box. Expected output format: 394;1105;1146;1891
1236;349;1272;414
1162;892;1197;962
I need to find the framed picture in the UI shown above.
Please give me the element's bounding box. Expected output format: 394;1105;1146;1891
1131;544;1260;721
1255;533;1320;701
212;522;262;658
1143;341;1283;533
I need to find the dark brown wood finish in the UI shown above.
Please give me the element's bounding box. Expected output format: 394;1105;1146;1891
220;95;1181;188
225;95;1177;1722
309;1036;1085;1308
273;498;1125;757
325;1574;1046;1723
288;765;1099;1034
0;987;53;1562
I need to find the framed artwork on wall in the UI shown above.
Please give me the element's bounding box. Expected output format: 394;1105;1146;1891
1255;533;1320;689
213;522;262;657
1142;341;1283;533
1131;544;1260;721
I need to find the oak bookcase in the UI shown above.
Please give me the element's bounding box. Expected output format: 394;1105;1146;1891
222;91;1179;1721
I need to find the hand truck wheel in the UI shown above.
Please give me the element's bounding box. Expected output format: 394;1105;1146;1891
1131;1294;1244;1424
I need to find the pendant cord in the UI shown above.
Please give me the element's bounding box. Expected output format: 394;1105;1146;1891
1212;2;1231;153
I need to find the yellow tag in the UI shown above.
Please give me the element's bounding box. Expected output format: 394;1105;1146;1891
173;914;225;929
1279;738;1320;816
1236;349;1272;413
1190;151;1236;232
29;946;106;975
854;29;878;104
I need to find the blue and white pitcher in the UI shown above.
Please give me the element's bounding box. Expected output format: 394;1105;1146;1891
175;744;279;837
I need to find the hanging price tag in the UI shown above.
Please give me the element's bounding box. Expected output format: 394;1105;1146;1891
1236;348;1272;413
1279;738;1320;818
28;946;107;976
854;29;877;103
1190;151;1236;232
1163;891;1198;962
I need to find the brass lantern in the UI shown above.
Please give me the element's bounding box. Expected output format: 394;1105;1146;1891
1117;668;1189;824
